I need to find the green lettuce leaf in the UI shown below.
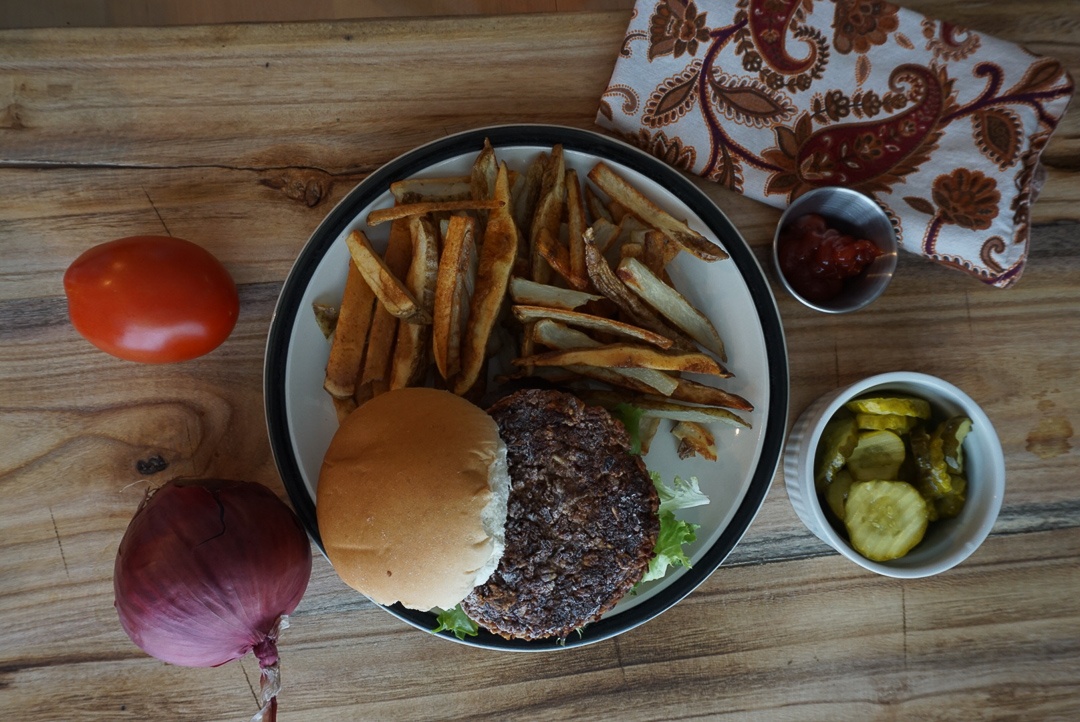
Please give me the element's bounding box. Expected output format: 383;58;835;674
641;511;699;582
432;604;479;640
641;472;708;583
651;471;709;514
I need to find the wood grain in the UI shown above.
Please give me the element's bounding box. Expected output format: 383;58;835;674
1;5;1079;721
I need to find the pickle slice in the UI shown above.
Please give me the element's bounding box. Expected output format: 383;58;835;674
855;413;918;433
846;430;906;482
936;416;972;474
910;425;953;499
815;410;858;494
844;480;929;562
846;396;932;419
934;474;967;520
825;469;855;521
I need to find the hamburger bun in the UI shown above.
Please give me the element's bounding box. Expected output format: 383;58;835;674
317;387;509;611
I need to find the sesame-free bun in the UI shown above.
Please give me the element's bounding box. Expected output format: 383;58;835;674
317;387;509;611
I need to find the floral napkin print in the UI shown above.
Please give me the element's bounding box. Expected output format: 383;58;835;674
597;0;1073;287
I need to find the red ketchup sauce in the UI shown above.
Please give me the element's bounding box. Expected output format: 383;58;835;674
777;213;883;304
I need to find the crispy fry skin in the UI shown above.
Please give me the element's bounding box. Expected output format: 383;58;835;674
366;198;505;226
454;162;519;395
471;138;498;227
529;145;565;284
531;320;678;395
390;216;439;389
390;176;472;202
583;229;694;350
536;227;589;291
565;168;588;287
672;421;718;461
511;305;673;349
617;256;727;361
513;342;728;377
323;259;377;399
433;215;478;380
357;219;412;400
587;162;729;262
642;230;678;283
345;229;430;324
508;277;602;310
670;377;754;412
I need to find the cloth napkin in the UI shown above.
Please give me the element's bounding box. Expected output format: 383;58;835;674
596;0;1074;288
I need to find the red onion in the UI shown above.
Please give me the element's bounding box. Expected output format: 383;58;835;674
114;478;312;721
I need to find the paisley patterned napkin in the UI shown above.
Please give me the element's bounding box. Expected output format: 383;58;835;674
596;0;1073;287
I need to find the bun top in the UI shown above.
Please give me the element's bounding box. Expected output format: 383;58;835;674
317;387;509;611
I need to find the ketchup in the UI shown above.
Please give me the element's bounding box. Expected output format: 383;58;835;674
777;213;883;304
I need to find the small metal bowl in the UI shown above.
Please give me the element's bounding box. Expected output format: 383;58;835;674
772;187;898;313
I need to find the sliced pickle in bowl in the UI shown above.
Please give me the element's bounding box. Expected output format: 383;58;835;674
845;396;932;419
846;429;906;482
844;480;929;562
815;394;975;563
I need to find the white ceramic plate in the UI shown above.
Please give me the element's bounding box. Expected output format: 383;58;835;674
265;125;789;650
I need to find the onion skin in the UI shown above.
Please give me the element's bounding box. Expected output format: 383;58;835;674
113;478;312;668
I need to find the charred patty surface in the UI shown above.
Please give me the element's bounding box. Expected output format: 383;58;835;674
461;388;659;641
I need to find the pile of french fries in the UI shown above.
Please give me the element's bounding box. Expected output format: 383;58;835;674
318;139;753;462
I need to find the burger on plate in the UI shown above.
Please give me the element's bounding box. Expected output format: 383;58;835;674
317;386;667;641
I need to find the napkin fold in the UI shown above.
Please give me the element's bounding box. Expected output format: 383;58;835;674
596;0;1074;287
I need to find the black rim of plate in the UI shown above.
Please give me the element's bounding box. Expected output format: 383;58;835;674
264;124;789;651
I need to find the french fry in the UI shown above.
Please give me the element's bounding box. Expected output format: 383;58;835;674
531;319;678;395
607;198;629;224
345;229;430;324
642;230;677;283
357;219;412;399
508;277;602;310
311;302;339;340
512;305;673;349
640;416;662;455
583;229;693;349
617;256;727;361
585;184;613;224
454;162;519;395
471;139;497;198
620;241;644;261
589;217;621;255
390;216;439;389
672;421;718;461
580;390;751;429
323;259;377;399
529;145;566;284
390;176;472;202
514;342;729;377
588;162;729;262
565;168;588;286
536;227;588;291
670;377;754;412
366;198;504;226
513;152;547;243
433;215;478;380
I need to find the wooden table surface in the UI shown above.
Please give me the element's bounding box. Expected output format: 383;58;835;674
2;3;1078;720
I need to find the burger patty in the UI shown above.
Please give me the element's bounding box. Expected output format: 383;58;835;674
461;388;659;641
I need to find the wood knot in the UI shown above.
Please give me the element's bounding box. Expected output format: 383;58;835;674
136;455;170;475
260;171;330;207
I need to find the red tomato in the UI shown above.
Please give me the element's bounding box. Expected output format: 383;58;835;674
63;236;239;363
